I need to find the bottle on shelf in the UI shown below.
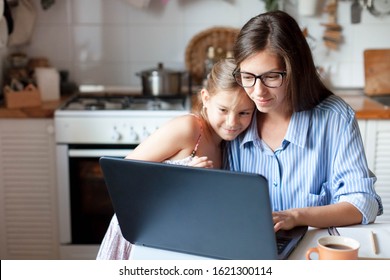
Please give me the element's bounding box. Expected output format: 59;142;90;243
226;50;233;58
203;46;216;86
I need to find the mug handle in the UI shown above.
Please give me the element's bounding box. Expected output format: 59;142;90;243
306;247;319;260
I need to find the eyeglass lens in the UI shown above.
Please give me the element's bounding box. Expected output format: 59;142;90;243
235;72;285;88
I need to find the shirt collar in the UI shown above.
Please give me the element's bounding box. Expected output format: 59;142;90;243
285;110;310;148
239;110;310;149
239;110;260;147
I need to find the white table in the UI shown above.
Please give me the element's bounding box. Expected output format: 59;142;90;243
130;223;390;260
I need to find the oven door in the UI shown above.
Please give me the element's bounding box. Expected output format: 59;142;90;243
57;144;134;245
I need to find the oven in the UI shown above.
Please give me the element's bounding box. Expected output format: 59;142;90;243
54;88;190;259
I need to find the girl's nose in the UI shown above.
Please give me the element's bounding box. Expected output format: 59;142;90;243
226;113;237;127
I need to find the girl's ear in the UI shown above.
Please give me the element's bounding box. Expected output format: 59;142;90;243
200;89;210;106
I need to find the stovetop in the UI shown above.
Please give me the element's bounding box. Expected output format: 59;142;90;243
55;92;191;144
58;93;189;111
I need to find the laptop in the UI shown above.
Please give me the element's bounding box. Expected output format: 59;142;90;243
99;156;307;260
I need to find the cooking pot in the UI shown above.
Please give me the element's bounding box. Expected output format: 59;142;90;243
137;63;186;96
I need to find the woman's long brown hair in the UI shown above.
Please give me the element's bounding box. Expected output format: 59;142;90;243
233;11;332;112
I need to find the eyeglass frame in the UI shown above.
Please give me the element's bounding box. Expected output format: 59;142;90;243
232;69;287;88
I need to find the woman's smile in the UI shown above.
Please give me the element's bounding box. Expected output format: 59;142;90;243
255;97;273;106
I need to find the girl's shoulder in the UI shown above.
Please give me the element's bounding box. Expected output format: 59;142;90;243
172;114;204;133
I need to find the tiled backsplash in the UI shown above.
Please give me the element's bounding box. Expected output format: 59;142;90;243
3;0;390;89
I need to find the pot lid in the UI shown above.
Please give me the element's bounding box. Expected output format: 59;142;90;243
140;63;182;75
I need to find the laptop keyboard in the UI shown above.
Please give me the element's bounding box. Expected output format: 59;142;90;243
276;237;291;254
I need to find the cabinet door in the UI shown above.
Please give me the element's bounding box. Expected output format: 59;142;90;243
365;120;390;223
0;119;59;259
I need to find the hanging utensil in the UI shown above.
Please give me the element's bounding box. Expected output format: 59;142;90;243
351;0;363;24
367;0;390;17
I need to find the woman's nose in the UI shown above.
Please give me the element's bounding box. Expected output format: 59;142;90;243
252;79;267;95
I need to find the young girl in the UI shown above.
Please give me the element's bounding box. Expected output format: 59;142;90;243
96;58;255;259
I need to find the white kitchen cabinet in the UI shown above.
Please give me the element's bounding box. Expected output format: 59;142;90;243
360;120;390;223
0;119;59;259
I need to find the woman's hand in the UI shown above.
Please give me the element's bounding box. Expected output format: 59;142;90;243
188;156;214;168
272;203;363;232
272;209;298;232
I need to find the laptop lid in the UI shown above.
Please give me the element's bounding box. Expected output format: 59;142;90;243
100;156;307;260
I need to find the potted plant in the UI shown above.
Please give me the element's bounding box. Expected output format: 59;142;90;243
262;0;279;11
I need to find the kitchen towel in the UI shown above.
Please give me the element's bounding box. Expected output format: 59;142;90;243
0;15;7;48
7;0;36;47
3;0;14;34
0;0;6;47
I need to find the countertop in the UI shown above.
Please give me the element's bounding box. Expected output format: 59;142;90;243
340;95;390;119
0;91;389;119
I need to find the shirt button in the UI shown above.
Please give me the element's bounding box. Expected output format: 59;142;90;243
273;181;278;187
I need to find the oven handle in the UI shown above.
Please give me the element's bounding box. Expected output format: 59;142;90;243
68;149;133;158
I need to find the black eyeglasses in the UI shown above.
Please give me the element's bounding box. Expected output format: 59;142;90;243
233;70;287;88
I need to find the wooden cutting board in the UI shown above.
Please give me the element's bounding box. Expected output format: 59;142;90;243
364;49;390;96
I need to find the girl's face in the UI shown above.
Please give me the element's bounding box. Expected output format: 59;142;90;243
239;51;288;114
202;88;255;141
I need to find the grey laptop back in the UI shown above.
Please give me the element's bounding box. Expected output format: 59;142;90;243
100;157;307;260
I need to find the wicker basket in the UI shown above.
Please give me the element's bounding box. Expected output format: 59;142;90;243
185;26;239;86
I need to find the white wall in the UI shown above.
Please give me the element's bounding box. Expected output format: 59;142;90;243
6;0;390;89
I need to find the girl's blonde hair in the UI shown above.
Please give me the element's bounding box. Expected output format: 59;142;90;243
193;58;241;115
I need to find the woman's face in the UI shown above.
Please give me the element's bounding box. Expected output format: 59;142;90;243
202;88;255;141
239;51;288;114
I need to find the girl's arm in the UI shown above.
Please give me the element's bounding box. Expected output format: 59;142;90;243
125;115;202;162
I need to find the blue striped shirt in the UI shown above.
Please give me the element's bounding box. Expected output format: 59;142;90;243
224;95;383;224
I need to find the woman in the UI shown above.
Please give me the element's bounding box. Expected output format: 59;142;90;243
97;58;255;259
225;11;383;232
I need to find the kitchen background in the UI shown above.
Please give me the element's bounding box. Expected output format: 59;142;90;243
1;0;390;90
1;0;390;261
